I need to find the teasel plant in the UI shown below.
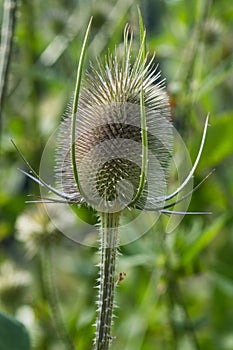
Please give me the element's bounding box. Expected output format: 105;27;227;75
13;9;212;350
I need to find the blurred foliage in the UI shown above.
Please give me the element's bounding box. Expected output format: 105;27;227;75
0;0;233;349
0;311;31;350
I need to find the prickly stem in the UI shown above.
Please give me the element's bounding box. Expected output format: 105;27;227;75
94;212;121;350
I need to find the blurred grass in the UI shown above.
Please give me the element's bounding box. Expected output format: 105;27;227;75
0;0;233;349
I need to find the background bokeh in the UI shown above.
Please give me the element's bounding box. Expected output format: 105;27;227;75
0;0;233;349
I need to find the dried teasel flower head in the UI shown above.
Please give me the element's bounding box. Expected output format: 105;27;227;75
55;24;173;213
15;15;210;232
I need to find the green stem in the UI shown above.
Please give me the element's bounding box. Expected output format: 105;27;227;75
0;0;17;146
94;211;121;350
40;245;75;350
175;283;201;350
183;0;211;92
161;235;201;350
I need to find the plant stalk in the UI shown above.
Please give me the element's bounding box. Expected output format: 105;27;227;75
94;211;121;350
0;0;17;145
40;245;75;350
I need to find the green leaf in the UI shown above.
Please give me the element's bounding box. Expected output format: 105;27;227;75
0;312;31;350
71;203;98;225
193;56;233;100
199;112;233;168
180;216;225;266
211;273;233;296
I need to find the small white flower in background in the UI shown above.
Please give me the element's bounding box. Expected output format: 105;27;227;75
0;262;31;310
16;204;62;259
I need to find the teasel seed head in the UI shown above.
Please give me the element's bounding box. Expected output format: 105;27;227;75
55;25;173;213
14;15;210;218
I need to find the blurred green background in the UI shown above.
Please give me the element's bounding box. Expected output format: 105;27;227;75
0;0;233;349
